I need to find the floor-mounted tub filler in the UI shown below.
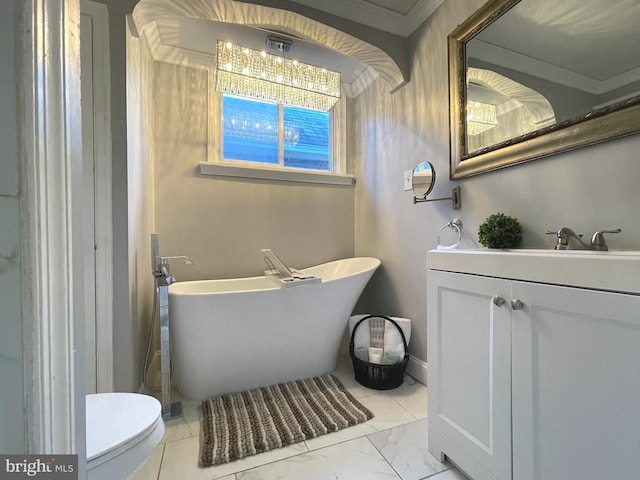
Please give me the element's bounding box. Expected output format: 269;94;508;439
168;256;381;400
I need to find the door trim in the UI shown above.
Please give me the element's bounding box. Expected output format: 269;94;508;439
18;0;86;467
81;0;114;393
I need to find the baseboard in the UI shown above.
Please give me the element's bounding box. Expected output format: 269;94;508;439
406;354;428;386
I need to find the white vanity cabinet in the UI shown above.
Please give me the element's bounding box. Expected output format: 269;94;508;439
427;250;640;480
427;270;512;480
510;281;640;480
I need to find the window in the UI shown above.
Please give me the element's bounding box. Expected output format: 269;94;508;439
203;87;352;186
222;94;331;172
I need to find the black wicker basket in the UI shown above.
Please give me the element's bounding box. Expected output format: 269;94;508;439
349;315;409;390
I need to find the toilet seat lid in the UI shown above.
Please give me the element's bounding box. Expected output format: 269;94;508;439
86;393;162;461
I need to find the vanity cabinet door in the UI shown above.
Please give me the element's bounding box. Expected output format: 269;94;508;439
427;270;512;480
511;281;640;480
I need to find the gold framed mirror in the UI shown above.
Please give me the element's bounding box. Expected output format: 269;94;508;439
449;0;640;179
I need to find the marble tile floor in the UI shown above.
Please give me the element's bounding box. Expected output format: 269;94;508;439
133;353;468;480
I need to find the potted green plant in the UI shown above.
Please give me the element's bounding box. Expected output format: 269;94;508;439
478;212;522;249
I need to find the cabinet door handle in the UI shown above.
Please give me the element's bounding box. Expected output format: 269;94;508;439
511;299;524;310
492;295;506;307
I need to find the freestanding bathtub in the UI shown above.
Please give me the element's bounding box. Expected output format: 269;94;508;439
168;257;380;400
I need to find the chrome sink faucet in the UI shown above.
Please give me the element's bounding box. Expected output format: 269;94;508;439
546;227;621;251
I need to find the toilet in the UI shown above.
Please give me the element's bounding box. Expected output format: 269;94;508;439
86;393;164;480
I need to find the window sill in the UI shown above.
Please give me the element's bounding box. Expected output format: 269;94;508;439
198;162;355;186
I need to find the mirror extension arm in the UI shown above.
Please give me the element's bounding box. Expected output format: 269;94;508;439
414;186;461;209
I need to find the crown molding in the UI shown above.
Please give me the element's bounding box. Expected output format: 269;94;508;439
133;0;405;91
289;0;445;37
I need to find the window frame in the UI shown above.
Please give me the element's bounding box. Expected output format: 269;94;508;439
203;76;352;186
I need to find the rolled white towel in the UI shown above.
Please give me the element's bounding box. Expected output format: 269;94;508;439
349;314;371;352
383;316;411;358
348;315;411;358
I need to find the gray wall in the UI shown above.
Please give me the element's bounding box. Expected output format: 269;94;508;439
96;0;356;390
0;1;26;453
0;0;25;453
152;61;355;282
100;0;640;386
354;0;640;363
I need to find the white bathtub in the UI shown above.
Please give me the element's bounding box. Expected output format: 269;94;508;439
168;257;380;400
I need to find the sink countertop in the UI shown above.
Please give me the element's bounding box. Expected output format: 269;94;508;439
426;248;640;294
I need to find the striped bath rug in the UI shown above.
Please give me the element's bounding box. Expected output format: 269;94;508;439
200;373;373;466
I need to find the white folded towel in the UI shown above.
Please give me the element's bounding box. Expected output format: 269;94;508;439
348;314;411;359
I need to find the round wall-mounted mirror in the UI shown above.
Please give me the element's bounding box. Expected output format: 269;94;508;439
412;161;436;198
